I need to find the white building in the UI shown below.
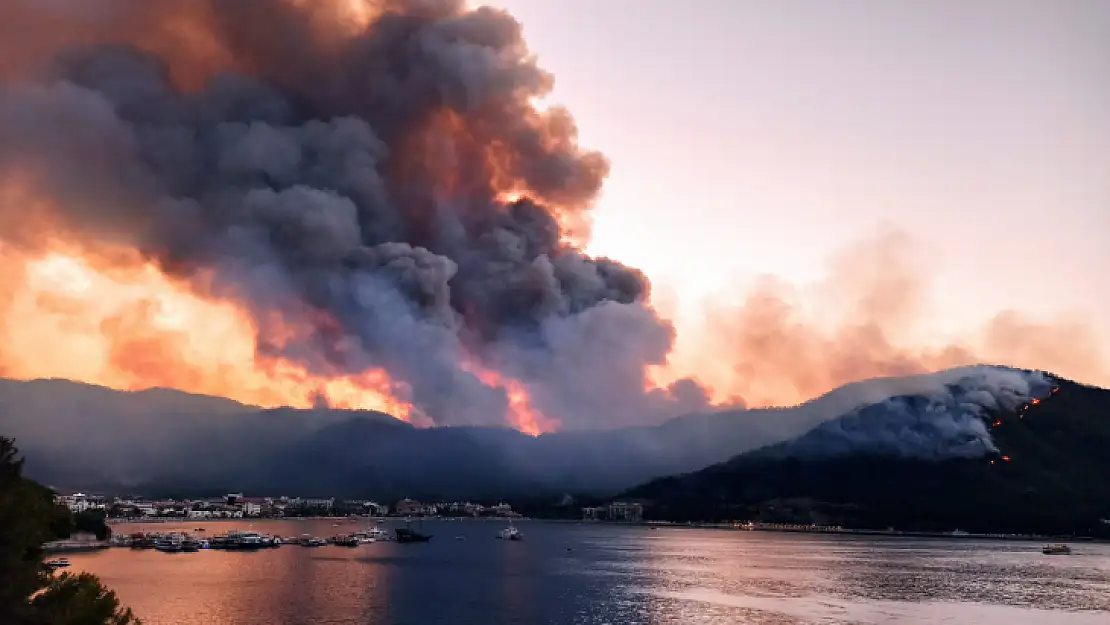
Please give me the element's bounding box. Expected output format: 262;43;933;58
55;493;107;513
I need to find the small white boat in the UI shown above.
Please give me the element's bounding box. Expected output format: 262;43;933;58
1042;544;1071;555
497;520;522;541
45;558;71;569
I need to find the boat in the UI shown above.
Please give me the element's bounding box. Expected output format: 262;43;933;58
110;534;134;547
154;535;183;553
45;558;70;569
332;535;360;547
131;534;156;549
1042;544;1071;555
395;528;432;543
354;526;390;543
180;537;201;552
395;519;432;543
497;520;522;541
219;531;264;550
297;534;326;547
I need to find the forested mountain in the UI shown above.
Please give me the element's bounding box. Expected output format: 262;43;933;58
625;375;1110;537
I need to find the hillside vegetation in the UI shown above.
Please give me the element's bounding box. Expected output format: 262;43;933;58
626;377;1110;537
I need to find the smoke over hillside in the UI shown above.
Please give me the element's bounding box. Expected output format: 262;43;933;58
753;366;1054;459
682;231;1108;408
0;0;708;430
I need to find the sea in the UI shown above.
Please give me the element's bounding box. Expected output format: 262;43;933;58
63;519;1110;625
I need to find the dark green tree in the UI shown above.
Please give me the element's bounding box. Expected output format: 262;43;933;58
29;572;138;625
0;437;140;625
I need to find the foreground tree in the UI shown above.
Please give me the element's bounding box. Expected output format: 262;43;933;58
30;572;139;625
0;437;140;624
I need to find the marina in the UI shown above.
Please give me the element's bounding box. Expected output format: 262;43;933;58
52;521;1110;625
106;520;445;553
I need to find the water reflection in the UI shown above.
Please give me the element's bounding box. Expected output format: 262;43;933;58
62;520;1110;624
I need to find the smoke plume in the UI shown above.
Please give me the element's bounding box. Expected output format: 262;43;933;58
687;231;1108;408
756;366;1054;459
0;0;709;429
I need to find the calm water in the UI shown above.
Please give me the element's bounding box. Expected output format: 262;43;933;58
64;520;1110;625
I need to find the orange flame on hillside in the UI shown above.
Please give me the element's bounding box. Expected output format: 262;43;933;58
0;243;417;421
459;358;557;436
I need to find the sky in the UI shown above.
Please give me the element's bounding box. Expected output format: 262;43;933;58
483;0;1110;363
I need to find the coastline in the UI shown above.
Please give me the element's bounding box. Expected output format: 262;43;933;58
107;516;1104;543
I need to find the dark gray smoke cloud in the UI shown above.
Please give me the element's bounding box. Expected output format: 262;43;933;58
0;0;709;428
756;366;1054;459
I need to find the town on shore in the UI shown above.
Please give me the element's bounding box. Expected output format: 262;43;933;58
54;491;646;523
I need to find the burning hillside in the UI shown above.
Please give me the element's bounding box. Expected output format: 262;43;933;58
0;0;709;431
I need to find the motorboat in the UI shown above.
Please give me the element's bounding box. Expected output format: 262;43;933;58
220;531;264;550
1042;544;1071;555
332;535;360;547
45;558;71;569
497;520;522;541
395;518;432;543
297;534;326;547
155;535;183;553
353;526;390;543
395;527;432;543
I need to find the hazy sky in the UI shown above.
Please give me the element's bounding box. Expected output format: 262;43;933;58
484;0;1110;352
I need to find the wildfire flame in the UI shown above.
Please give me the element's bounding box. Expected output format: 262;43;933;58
459;358;557;436
0;243;417;421
1031;398;1041;405
1001;456;1011;462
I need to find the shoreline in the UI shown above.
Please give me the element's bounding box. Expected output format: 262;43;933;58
107;516;1104;543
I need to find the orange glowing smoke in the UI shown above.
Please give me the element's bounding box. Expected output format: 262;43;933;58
0;244;416;421
459;359;557;436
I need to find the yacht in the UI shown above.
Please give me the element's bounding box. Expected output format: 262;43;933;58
222;531;264;550
154;535;184;553
352;526;390;544
332;535;360;547
497;520;522;541
297;534;326;547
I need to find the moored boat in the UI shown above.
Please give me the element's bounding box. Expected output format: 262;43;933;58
154;535;183;553
497;520;522;541
1042;544;1071;555
331;534;360;547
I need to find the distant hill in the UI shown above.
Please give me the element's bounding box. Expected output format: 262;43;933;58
624;372;1110;537
0;366;1064;502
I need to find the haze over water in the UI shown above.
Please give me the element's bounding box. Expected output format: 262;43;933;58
65;520;1110;624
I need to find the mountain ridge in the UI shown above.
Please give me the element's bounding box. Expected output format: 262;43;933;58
0;366;1072;502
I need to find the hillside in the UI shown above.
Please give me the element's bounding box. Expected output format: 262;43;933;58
1;366;1063;501
0;377;828;498
625;375;1110;536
